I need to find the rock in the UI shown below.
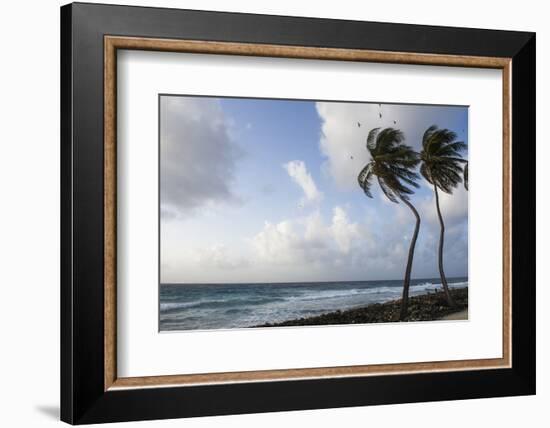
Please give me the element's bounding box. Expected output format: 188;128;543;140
253;288;468;327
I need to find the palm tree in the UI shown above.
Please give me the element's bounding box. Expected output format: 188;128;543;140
463;162;469;190
419;125;467;307
358;127;421;320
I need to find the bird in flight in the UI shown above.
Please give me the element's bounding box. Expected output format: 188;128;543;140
357;122;361;127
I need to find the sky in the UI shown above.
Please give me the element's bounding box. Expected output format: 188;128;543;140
160;95;468;284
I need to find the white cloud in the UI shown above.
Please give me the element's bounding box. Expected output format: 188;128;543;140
195;244;249;270
330;206;360;253
160;96;242;217
434;185;469;225
283;160;323;204
163;199;467;283
418;181;469;227
251;220;302;265
316;102;376;189
247;204;436;281
252;206;363;266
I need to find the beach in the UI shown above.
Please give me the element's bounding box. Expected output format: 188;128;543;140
255;287;468;327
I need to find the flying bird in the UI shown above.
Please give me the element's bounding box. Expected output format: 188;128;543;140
379;112;382;119
357;122;361;127
393;120;397;124
350;155;354;160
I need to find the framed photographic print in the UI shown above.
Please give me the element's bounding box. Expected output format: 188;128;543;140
60;2;536;424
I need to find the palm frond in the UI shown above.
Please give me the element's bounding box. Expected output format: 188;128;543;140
420;162;432;184
436;141;467;157
358;127;420;204
357;163;374;198
377;176;399;203
386;165;420;188
366;127;380;153
419;125;468;193
422;125;438;149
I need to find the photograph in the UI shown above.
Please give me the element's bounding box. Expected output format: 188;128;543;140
159;95;469;331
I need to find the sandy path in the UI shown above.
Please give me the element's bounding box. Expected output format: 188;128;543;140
440;309;468;320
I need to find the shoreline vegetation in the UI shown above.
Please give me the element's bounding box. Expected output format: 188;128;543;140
254;287;468;327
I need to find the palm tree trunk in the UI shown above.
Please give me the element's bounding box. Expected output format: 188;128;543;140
434;185;455;307
399;197;421;321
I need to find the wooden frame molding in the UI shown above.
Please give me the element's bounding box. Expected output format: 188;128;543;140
104;35;512;391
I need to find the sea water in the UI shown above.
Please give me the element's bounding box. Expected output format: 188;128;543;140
159;277;468;331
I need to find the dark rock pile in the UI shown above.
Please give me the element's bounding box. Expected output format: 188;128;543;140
255;287;468;327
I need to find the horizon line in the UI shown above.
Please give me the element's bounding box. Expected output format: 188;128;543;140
160;275;468;286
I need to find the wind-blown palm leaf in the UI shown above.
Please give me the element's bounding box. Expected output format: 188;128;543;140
422;125;438;149
358;127;420;204
377;128;404;153
366;127;380;152
419;125;467;194
357;128;419;203
463;162;468;190
357;163;374;197
377;176;399;203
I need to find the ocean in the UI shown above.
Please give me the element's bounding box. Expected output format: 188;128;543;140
159;277;468;331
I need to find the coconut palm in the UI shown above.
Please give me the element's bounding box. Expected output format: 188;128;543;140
419;125;467;307
358;127;421;320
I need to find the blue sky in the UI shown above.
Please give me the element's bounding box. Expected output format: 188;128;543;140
160;95;468;284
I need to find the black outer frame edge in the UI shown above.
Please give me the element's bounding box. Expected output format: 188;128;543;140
60;4;74;425
70;1;533;56
60;2;536;424
80;369;532;425
510;34;536;392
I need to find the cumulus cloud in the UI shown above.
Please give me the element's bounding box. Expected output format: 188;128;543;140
283;160;323;204
330;207;360;253
246;205;435;280
252;220;303;265
160;96;242;217
252;206;363;267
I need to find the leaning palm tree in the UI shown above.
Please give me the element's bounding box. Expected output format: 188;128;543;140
358;127;421;320
419;125;467;307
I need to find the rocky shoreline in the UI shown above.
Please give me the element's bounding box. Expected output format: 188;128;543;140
255;287;468;327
